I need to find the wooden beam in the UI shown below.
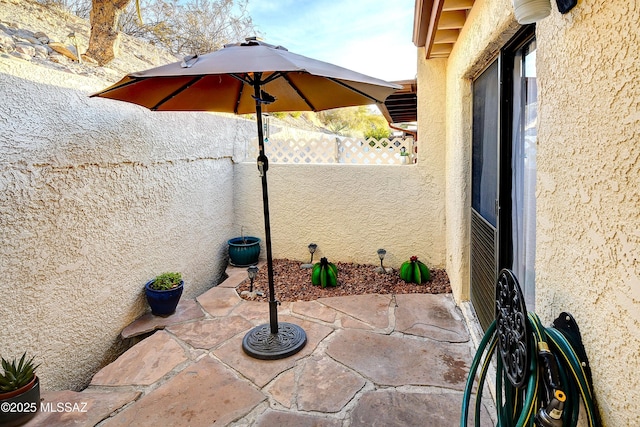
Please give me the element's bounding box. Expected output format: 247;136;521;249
434;29;459;44
438;10;467;30
425;0;445;58
442;0;474;11
430;44;454;56
413;0;435;47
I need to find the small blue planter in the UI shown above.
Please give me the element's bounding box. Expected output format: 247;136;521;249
145;280;184;316
228;236;261;267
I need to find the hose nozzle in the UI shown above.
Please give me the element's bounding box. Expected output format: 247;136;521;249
535;389;566;427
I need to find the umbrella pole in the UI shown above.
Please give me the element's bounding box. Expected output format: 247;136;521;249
256;99;278;335
241;78;307;360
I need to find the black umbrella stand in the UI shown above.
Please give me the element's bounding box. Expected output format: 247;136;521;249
241;73;307;359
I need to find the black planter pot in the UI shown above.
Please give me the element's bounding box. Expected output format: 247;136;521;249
228;236;261;267
0;376;40;427
145;280;184;316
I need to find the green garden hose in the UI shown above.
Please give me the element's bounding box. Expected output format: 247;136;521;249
460;312;601;427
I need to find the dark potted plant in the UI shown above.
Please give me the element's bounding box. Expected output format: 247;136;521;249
145;272;184;316
228;228;261;267
0;352;40;427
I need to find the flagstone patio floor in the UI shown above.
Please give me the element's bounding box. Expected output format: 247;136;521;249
26;265;496;426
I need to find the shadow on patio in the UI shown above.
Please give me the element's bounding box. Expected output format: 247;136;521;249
25;265;495;427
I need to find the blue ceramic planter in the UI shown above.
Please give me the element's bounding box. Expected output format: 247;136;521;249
228;236;261;267
145;280;184;316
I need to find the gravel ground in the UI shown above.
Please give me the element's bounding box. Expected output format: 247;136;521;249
236;258;451;302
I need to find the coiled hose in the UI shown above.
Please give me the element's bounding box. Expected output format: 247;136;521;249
460;312;601;427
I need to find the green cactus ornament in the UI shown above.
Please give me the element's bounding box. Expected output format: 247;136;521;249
399;256;431;284
311;257;338;288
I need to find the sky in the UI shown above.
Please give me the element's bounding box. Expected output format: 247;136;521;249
245;0;417;83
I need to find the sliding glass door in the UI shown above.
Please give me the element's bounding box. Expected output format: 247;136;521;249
470;27;537;330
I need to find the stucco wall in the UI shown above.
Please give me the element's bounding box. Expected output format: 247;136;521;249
535;1;640;425
233;161;446;269
421;0;639;424
0;58;254;390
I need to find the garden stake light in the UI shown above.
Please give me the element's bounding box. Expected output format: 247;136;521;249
301;243;318;269
376;248;387;273
247;265;259;292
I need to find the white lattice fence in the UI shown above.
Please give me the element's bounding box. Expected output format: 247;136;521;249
338;137;415;165
245;136;415;165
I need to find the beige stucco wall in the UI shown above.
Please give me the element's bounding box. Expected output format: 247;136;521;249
535;1;640;425
0;58;254;390
419;0;639;424
233;160;447;269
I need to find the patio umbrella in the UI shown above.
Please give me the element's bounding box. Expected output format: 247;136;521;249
92;37;400;360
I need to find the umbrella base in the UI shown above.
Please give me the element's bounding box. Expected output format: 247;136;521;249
242;322;307;360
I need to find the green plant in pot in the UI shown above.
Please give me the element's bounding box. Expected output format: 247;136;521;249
400;146;410;164
228;227;261;267
311;257;338;288
0;352;41;426
399;256;431;284
145;272;184;316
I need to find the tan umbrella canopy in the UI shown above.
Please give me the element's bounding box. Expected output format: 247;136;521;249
93;38;399;113
92;38;400;360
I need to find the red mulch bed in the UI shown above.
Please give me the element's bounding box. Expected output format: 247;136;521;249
236;258;451;302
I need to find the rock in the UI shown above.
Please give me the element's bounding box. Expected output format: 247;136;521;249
10;50;32;61
0;30;14;53
49;41;78;61
15;28;36;39
33;31;49;44
33;44;49;59
0;23;15;36
14;42;35;57
14;34;40;45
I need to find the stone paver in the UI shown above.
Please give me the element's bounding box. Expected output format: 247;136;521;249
350;390;494;427
291;300;338;324
166;315;253;349
196;286;242;317
319;294;393;330
120;299;205;339
25;390;140;426
326;328;472;389
266;368;297;408
101;356;265;427
255;410;342;427
395;293;469;342
229;300;276;323
296;356;366;412
42;270;496;427
90;330;187;386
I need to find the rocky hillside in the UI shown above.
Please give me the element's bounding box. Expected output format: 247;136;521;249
0;0;331;133
0;0;179;84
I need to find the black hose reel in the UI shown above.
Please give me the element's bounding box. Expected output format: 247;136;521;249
460;269;601;427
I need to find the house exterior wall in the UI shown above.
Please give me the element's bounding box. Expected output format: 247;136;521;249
417;0;639;424
0;59;255;391
535;2;640;425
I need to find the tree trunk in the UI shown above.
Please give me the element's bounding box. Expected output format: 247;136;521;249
85;0;131;65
